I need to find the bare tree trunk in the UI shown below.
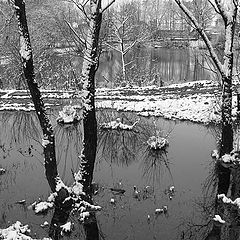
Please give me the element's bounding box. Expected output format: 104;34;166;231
174;2;238;239
221;75;233;155
77;0;102;195
174;0;238;157
121;40;126;82
14;0;59;192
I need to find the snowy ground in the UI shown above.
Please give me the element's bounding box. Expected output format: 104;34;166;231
0;80;239;124
96;80;239;123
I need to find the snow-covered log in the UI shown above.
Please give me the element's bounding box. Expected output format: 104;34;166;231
100;118;139;131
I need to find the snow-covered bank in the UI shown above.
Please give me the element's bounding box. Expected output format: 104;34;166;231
96;80;224;123
96;93;219;123
1;80;239;124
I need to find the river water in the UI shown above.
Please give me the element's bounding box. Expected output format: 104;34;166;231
96;47;215;87
0;109;218;239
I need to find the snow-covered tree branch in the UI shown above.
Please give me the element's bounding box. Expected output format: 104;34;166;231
174;0;238;156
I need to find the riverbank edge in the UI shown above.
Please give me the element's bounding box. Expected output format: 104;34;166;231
0;80;239;124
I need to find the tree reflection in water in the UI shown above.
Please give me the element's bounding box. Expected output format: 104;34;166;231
97;111;141;166
0;111;43;192
179;149;240;240
140;144;171;184
0;110;180;239
0;110;100;240
0;111;40;158
139;119;174;184
54;123;83;183
97;110;174;188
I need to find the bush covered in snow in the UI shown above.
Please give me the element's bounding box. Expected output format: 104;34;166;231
217;151;240;167
57;105;80;124
147;136;169;150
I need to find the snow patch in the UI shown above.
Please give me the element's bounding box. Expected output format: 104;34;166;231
34;201;54;214
55;176;68;192
211;149;220;160
57;105;80;124
0;221;31;240
147;136;169;150
60;222;72;234
47;192;57;202
72;182;84;196
218;194;240;208
100;118;139;131
79;211;90;222
19;36;31;61
42;139;50;148
0;168;6;175
213;215;226;224
40;221;49;228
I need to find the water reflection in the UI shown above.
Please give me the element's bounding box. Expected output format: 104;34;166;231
96;47;215;87
139;119;174;184
140;146;171;184
97;111;140;166
0;109;219;239
97;111;174;185
0;111;40;158
180;152;240;240
98;126;139;166
54;123;83;183
0;110;100;240
0;111;44;193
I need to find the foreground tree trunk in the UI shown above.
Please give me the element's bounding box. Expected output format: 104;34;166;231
76;0;102;194
174;0;237;157
14;0;59;192
174;2;238;239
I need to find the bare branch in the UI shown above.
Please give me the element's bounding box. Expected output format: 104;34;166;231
0;8;8;19
123;40;137;55
83;0;90;7
104;42;121;53
69;0;90;21
233;0;239;7
125;59;135;67
121;15;130;26
174;0;224;76
207;0;220;14
64;19;86;46
102;0;116;13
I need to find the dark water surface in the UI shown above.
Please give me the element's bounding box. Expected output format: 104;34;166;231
0;109;217;239
96;47;214;87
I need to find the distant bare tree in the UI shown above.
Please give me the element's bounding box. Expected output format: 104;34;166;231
105;2;148;85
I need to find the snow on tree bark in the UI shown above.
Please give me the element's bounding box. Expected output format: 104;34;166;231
174;1;239;238
76;0;102;194
13;0;59;193
174;0;238;156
